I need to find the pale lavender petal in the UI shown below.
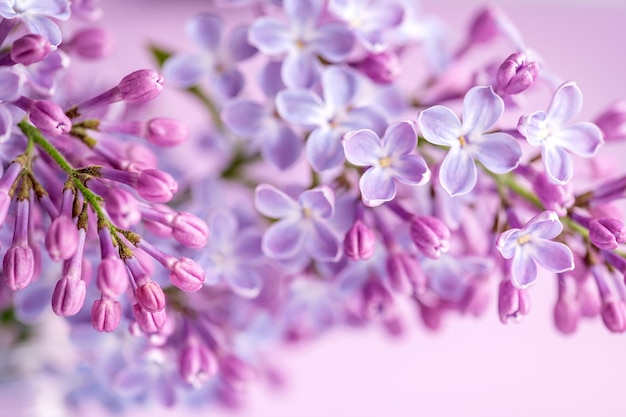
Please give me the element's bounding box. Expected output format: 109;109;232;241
342;106;387;135
113;367;150;397
551;123;603;157
439;147;477;196
207;209;237;245
529;240;574;273
300;187;334;218
471;132;522;174
186;13;222;52
542;143;573;185
359;166;395;207
518;111;548;147
306;126;344;172
255;184;299;218
263;123;302;169
0;4;17;18
19;0;70;18
310;23;355;62
22;15;63;46
546;82;583;126
511;247;537;288
342;129;382;166
418;106;462;146
306;220;341;261
222;99;267;136
525;210;563;239
248;18;292;55
382;121;417;157
228;25;257;62
275;89;327;126
462;86;503;134
260;60;285;98
14;282;49;323
162;53;209;88
262;219;305;259
234;230;264;263
212;67;244;98
227;268;262;298
0;67;24;102
391;155;430;185
285;0;322;31
322;66;357;115
282;49;319;88
364;2;404;30
0;106;13;143
496;228;523;259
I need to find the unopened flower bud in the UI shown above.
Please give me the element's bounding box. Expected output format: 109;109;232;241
594;100;626;142
146;117;189;147
410;216;450;259
354;51;401;84
170;212;209;248
2;245;35;290
343;220;376;261
179;340;218;386
468;5;500;44
532;171;573;216
105;188;140;229
96;257;128;297
589;217;626;250
51;276;87;316
553;295;579;335
91;298;122;332
11;34;51;65
135;281;166;313
170;257;205;292
132;302;166;333
386;252;425;294
45;215;78;261
118;69;164;104
66;27;114;59
496;52;538;95
220;354;255;388
498;279;530;324
601;299;626;333
29;100;72;136
361;280;393;319
136;169;178;203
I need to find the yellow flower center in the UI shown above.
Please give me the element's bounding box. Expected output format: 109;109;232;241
379;157;392;168
458;136;467;147
517;234;531;245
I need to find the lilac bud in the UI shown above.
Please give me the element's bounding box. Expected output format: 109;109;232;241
2;245;35;290
382;312;405;337
51;277;87;316
220;354;256;388
361;280;393;319
29;100;72;136
601;299;626;333
577;277;601;318
532;171;573;216
410;216;450;259
91;298;122;332
179;340;218;386
118;69;164;104
96;257;128;298
343;220;376;261
105;188;140;229
354;51;401;84
45;215;78;261
594;100;626;142
553;295;579;335
135;281;166;313
417;301;443;331
385;252;425;294
170;257;205;292
66;27;114;59
468;5;500;44
132;303;166;333
496;52;538;95
146;117;189;147
11;34;51;65
498;279;530;324
461;280;490;317
136;169;178;203
589;217;626;250
170;212;209;248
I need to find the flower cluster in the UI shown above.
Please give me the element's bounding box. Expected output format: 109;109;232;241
2;0;626;414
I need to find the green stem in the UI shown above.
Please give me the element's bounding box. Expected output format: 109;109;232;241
186;85;225;132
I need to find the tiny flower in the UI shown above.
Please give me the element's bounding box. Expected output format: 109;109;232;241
0;0;71;46
517;81;604;184
496;210;574;288
418;85;522;196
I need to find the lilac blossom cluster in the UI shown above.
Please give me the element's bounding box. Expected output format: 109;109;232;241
2;0;626;414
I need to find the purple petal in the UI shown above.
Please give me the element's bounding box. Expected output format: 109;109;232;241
0;67;24;102
282;49;320;88
186;13;222;52
234;230;264;263
276;89;327;126
0;4;17;18
322;66;357;115
306;126;344;172
542;143;573;185
213;67;244;98
23;15;63;46
228;25;257;62
23;0;71;19
299;187;334;218
418;106;462;146
546;82;583;126
0;106;13;143
248;18;291;55
529;240;574;273
262;219;305;259
342;129;382;166
511;247;537;288
517;111;548;147
306;220;341;261
525;210;563;239
162;53;209;88
262;123;302;169
310;23;355;62
342;106;387;135
383;121;417;157
551;123;603;157
227;267;262;298
359;167;395;207
222;99;268;136
462;86;503;133
113;367;150;397
391;155;430;185
439;147;477;196
496;228;523;259
207;209;237;245
259;60;285;98
285;0;322;30
365;2;404;29
471;132;522;174
255;184;299;218
14;282;50;323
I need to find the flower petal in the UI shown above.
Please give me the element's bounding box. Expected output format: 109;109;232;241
262;219;305;259
383;121;417;157
234;230;264;263
551;122;603;157
496;228;524;259
525;210;563;239
23;15;63;46
462;86;504;134
285;0;323;30
310;22;355;62
439;146;477;196
299;187;334;218
282;49;320;88
471;132;522;174
207;209;237;245
248;17;291;55
342;129;382;166
306;220;341;261
186;13;222;52
529;239;574;273
260;60;286;98
226;267;262;298
262;123;303;170
359;166;396;207
212;67;244;98
162;53;209;88
511;247;538;288
322;66;357;115
546;82;583;126
391;155;430;186
276;89;327;127
255;184;299;218
228;25;257;62
418;105;462;147
306;126;344;172
342;106;387;135
517;111;548;147
221;99;267;136
542;142;573;185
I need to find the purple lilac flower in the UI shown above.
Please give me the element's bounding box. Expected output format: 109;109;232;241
418;85;522;196
255;183;341;262
276;66;386;172
517;81;604;185
496;210;574;288
342;121;430;207
248;0;355;88
0;0;71;46
421;254;491;302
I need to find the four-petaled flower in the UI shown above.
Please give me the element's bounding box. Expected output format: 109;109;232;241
496;210;574;288
418;85;522;196
0;0;71;46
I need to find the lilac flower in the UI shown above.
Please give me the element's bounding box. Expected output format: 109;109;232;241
163;13;256;98
248;0;355;88
517;81;604;185
342;121;430;207
0;0;71;46
421;254;491;302
496;210;574;288
418;85;522;196
276;66;386;172
255;183;341;262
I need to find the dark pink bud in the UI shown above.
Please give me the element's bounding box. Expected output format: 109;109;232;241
468;5;500;44
66;27;114;59
361;280;393;319
170;257;205;292
171;212;209;248
382;312;405;337
410;216;450;259
11;34;51;65
51;277;86;316
29;100;72;136
496;52;538;95
91;298;122;332
417;301;443;331
498;279;530;324
2;245;35;290
146;117;189;147
135;281;166;312
179;340;218;386
343;220;376;260
96;257;128;298
577;278;601;318
132;303;166;333
118;69;164;104
385;252;425;294
553;295;580;335
589;217;626;250
594;100;626;142
601;299;626;333
532;171;573;216
354;51;401;84
461;279;490;317
45;215;78;261
220;354;255;388
105;188;140;229
136;169;178;203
